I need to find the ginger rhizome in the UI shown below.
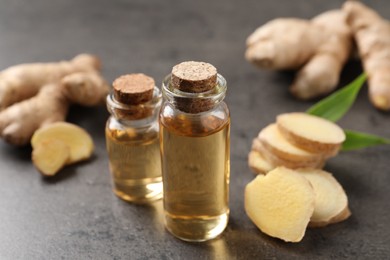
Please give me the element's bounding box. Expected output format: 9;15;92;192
246;10;352;100
246;2;390;111
0;54;109;146
343;1;390;111
0;54;99;109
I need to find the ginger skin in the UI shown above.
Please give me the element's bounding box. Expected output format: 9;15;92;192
62;72;108;106
246;10;352;100
0;66;109;146
246;19;322;70
343;1;390;111
290;11;352;99
0;54;100;110
0;83;69;145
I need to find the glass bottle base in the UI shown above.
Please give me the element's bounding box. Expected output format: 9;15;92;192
164;211;229;242
113;177;163;203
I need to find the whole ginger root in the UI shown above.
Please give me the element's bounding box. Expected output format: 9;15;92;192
0;83;69;145
343;1;390;111
0;54;100;109
246;10;353;100
0;54;109;146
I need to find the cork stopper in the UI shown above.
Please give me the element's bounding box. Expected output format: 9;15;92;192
113;73;155;105
111;73;156;120
171;61;217;93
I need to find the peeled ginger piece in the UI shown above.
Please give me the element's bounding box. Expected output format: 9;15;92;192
252;137;325;170
31;122;94;176
248;150;275;174
32;139;70;176
277;113;345;156
258;123;321;161
32;122;94;163
298;169;351;227
245;166;315;242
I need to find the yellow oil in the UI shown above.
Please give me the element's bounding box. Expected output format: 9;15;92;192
106;126;162;203
160;116;230;241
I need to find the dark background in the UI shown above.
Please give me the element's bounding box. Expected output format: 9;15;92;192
0;0;389;259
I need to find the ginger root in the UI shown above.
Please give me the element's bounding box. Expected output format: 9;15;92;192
0;83;69;145
343;1;390;111
246;10;352;99
31;122;94;176
62;72;108;106
0;55;109;146
0;54;100;109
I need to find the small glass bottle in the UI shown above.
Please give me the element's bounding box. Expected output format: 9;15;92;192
106;73;162;203
160;61;230;241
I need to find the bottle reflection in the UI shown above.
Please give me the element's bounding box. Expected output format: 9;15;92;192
208;237;229;260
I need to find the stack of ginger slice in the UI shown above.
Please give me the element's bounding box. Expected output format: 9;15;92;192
246;113;351;242
249;112;345;173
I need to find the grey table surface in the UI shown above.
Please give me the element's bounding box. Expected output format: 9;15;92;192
0;0;389;259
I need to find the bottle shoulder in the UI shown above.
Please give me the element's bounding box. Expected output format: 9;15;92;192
106;116;159;143
159;102;230;137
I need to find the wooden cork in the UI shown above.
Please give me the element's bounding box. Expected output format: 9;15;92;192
170;61;218;113
113;73;155;105
171;61;217;93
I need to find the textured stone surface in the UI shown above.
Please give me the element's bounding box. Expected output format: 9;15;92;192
0;0;389;259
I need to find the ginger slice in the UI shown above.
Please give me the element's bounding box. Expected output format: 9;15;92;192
297;169;351;227
248;150;275;174
277;113;345;156
325;207;351;227
252;138;324;169
31;122;94;163
245;167;315;242
32;139;70;176
258;124;322;162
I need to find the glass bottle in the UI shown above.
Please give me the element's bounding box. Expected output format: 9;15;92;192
160;61;230;241
106;74;162;203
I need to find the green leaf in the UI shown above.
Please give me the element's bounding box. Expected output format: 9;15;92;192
305;73;388;151
307;73;367;122
342;130;390;151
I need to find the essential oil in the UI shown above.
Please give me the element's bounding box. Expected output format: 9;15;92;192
106;74;162;203
160;62;230;241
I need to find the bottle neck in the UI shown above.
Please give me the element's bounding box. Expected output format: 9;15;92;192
162;74;227;114
106;86;162;123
